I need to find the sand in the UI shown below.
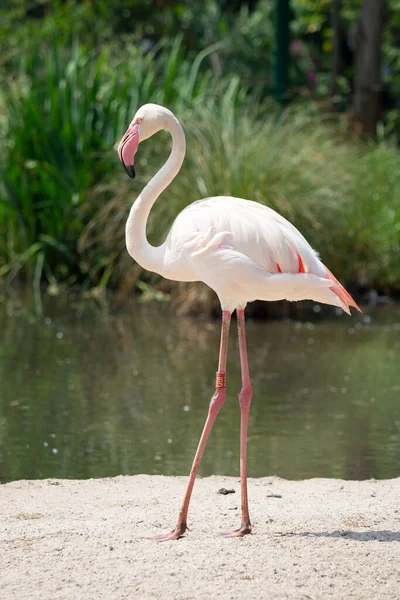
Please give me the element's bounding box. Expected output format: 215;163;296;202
1;475;400;599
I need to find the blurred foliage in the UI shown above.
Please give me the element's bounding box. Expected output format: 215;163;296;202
0;0;276;86
0;38;239;293
2;0;399;91
0;0;399;309
1;0;399;110
290;0;400;111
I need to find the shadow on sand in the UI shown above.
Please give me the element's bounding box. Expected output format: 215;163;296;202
280;530;400;542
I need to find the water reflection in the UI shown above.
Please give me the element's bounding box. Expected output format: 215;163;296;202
0;295;400;483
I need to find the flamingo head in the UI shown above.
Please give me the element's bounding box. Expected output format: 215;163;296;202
117;103;172;179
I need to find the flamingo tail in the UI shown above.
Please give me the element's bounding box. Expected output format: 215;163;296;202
324;265;361;313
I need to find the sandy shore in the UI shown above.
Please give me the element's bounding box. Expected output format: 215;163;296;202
1;475;400;599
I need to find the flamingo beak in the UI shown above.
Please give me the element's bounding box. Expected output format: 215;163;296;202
117;123;140;179
123;161;136;180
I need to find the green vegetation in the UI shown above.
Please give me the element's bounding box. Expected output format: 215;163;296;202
0;39;228;294
0;1;399;312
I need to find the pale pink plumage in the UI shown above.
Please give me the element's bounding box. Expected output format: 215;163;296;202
118;103;360;542
163;195;360;314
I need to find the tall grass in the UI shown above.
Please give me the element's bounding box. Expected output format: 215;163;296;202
0;38;235;291
340;144;400;288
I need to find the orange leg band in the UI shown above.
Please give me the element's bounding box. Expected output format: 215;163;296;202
216;372;226;389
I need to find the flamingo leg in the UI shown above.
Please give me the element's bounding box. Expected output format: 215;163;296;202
221;308;252;537
156;310;231;542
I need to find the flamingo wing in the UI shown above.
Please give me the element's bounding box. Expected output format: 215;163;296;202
165;196;360;314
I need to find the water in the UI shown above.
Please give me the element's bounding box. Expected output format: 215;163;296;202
1;294;400;483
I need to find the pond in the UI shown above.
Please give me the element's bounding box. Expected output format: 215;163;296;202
1;293;400;483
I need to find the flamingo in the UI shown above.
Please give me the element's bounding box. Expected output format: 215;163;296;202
117;103;360;542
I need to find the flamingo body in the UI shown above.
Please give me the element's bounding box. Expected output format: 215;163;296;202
161;195;356;313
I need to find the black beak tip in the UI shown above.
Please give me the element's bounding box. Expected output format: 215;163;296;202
122;163;135;179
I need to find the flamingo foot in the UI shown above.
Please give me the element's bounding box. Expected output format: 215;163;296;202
219;521;252;538
155;521;187;542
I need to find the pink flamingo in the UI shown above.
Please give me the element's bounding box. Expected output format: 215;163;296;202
118;104;360;542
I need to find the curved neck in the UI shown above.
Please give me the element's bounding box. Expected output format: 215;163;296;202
125;113;186;272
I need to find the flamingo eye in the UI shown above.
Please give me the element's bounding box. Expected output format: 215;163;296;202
136;117;143;124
